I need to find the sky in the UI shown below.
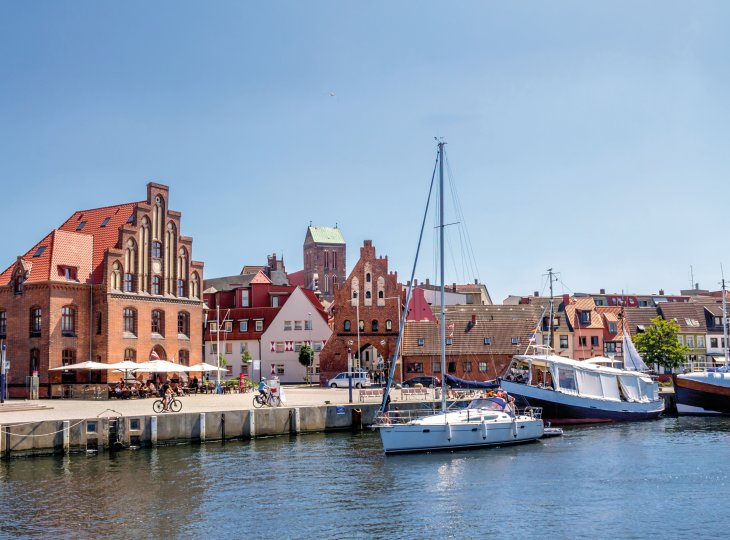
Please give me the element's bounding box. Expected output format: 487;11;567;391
2;1;730;303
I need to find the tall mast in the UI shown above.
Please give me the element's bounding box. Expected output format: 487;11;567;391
723;276;729;370
438;140;447;414
547;268;555;350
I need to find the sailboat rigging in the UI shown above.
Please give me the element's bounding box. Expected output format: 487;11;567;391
376;140;544;453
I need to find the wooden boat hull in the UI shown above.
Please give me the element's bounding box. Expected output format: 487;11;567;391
500;380;664;425
674;373;730;415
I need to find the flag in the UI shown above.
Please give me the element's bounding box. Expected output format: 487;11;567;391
150;349;160;360
529;333;536;343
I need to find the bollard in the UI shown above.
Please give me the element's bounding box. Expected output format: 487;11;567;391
63;420;70;453
293;408;301;434
221;413;226;441
199;413;206;443
352;408;362;432
249;410;256;438
151;416;158;446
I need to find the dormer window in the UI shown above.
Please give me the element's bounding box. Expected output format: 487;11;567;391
484;337;491;345
59;266;77;281
511;337;519;345
579;311;591;324
608;322;617;334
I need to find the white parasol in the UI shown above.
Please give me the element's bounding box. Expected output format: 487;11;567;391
49;361;110;371
134;359;191;373
186;362;229;373
106;360;144;371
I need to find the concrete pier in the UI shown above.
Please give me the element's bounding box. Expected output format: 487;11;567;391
0;402;414;459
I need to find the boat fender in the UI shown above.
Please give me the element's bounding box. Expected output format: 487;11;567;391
480;421;487;440
447;423;452;442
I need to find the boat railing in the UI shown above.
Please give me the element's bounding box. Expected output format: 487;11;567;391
374;405;543;426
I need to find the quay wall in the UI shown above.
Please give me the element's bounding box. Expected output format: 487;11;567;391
0;402;414;460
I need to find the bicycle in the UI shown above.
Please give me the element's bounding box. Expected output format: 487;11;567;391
253;392;281;408
153;394;182;413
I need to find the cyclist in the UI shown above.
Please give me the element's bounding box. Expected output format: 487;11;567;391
160;380;172;412
258;378;270;404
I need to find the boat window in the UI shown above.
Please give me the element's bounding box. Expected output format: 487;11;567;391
468;399;505;411
557;367;577;393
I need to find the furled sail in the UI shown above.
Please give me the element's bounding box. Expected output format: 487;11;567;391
622;320;649;371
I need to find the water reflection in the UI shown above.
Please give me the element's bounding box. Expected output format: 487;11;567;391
2;420;730;539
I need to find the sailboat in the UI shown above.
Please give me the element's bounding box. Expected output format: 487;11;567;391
499;287;664;424
376;140;544;453
674;277;730;415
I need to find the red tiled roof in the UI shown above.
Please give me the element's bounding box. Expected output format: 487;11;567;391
288;269;305;287
1;201;139;286
58;202;139;283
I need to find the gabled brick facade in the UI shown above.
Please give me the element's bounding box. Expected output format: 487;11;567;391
319;240;402;383
0;183;204;397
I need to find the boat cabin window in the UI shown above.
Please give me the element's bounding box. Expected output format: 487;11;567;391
557;367;577;392
468;398;506;411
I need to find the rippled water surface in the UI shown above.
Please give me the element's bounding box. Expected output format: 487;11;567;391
2;417;730;539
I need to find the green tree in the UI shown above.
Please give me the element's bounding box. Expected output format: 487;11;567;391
217;353;228;368
241;349;252;372
633;316;690;370
299;345;314;384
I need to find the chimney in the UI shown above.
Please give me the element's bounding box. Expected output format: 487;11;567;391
452;282;457;292
659;289;665;296
563;294;570;306
695;283;699;290
600;288;605;294
534;291;539;297
474;278;478;285
426;278;430;286
407;280;411;286
471;313;477;325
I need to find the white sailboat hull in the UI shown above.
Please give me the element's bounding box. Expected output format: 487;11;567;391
378;415;543;454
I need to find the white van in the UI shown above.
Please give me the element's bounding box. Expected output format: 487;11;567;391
327;371;372;389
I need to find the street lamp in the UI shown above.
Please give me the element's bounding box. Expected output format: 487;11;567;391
307;311;313;386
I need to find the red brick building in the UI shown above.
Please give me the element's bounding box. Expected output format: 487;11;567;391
303;225;346;303
401;305;542;382
0;183;204;397
319;240;402;382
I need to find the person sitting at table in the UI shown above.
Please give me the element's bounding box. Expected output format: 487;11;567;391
191;376;199;394
148;381;156;395
113;383;123;399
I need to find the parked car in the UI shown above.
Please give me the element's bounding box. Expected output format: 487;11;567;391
327;372;372;389
402;376;441;388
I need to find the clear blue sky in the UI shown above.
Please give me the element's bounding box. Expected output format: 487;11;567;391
2;1;729;302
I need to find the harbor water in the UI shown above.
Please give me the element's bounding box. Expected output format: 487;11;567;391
2;417;730;539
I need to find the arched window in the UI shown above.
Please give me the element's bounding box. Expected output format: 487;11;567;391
179;349;190;366
12;267;25;295
191;272;200;298
29;307;42;337
324;274;329;293
152;241;162;259
30;348;40;375
366;273;371;283
124;238;137;292
140;217;150;293
178;311;190;337
61;349;76;383
386;319;393;331
344;320;351;332
152;276;161;295
111;261;122;290
359;320;364;332
365;291;371;299
123;308;137;336
0;310;6;338
378;290;384;299
124;348;136;362
96;312;102;335
151;310;165;336
351;277;359;300
61;306;76;336
177;246;188;297
371;320;379;332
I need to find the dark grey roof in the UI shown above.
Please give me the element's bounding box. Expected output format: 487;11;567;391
203;273;257;293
